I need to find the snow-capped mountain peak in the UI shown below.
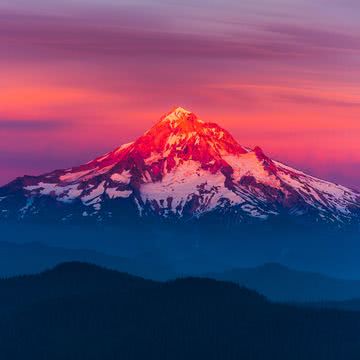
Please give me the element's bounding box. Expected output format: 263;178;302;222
159;106;196;128
0;107;359;226
141;106;247;158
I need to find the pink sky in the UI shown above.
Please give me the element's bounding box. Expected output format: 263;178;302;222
0;0;359;189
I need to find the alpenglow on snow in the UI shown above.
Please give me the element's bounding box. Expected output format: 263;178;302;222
0;107;359;226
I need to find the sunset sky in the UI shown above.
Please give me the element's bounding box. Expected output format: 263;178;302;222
1;0;359;189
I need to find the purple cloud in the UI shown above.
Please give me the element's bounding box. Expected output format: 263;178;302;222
0;119;72;131
280;94;360;108
0;11;349;63
265;23;360;52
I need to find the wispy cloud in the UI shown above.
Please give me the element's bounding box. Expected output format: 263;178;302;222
265;23;360;52
0;119;72;131
280;94;360;108
0;10;352;64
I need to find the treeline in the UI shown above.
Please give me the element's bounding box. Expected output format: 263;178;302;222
0;262;360;359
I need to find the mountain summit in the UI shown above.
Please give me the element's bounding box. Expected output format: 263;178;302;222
0;107;359;226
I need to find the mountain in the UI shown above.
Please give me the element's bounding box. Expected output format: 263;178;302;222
301;298;360;312
205;263;360;302
2;238;360;302
0;107;359;226
1;262;360;360
0;241;175;280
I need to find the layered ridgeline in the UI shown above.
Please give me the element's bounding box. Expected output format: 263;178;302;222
1;262;360;360
0;107;359;226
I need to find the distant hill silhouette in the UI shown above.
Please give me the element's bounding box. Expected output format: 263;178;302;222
3;241;360;303
300;299;360;312
0;241;175;280
204;263;360;302
1;262;360;359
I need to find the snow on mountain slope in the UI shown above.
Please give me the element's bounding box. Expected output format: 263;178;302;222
0;107;359;226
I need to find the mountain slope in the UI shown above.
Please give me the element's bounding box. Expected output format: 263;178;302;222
302;299;360;312
205;263;360;302
1;107;359;226
0;241;175;280
1;262;360;360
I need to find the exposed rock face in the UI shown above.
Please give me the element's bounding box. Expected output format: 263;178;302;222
0;107;359;226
